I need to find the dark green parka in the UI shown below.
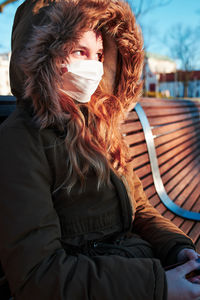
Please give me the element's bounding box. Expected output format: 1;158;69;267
0;0;194;299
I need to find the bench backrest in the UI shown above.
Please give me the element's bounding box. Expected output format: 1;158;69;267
121;97;200;251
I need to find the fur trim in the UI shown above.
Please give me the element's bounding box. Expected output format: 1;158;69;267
10;0;144;127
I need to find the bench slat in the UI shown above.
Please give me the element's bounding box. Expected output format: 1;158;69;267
156;131;200;157
161;150;200;183
152;120;200;137
157;139;200;166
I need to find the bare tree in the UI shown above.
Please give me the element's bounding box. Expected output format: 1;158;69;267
167;24;199;97
0;0;18;13
127;0;172;96
128;0;171;20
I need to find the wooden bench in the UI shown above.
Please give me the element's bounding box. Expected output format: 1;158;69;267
1;96;200;252
0;96;16;123
121;97;200;252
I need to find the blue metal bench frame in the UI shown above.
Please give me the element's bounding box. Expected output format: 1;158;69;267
134;102;200;221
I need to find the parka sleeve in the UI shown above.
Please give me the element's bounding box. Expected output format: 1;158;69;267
131;170;195;265
0;124;167;300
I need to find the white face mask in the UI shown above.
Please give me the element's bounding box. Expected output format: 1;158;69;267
60;60;104;103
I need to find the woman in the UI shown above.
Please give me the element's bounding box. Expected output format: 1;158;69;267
0;0;200;299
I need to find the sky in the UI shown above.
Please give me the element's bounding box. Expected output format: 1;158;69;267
133;0;200;57
0;0;200;67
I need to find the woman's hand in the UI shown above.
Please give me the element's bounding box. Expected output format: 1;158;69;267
166;260;200;300
177;248;200;284
177;248;200;262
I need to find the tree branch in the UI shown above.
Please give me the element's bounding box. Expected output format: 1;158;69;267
133;0;172;19
0;0;18;13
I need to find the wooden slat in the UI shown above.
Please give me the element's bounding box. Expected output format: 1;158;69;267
188;221;200;244
155;202;168;215
129;143;148;157
123;131;145;145
139;174;154;190
157;139;200;166
168;174;199;213
134;163;151;179
159;151;200;187
126;111;139;121
149;193;162;207
143;183;157;200
167;166;199;203
180;220;196;237
195;238;200;251
148;113;199;126
161;149;200;184
156;131;200;157
132;153;150;169
165;156;200;188
165;158;199;192
168;214;184;229
121;121;142;133
159;146;200;178
143;101;200;108
144;107;200;117
180;184;200;212
152;119;200;137
140;97;200;107
163;209;177;221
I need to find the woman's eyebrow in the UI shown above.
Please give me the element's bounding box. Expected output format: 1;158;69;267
74;44;103;52
74;44;88;50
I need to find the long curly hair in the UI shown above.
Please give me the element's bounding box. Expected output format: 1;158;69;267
12;0;144;193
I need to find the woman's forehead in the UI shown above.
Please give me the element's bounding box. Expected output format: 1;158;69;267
77;30;103;49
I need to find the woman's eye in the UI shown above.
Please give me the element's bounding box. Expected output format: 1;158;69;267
73;50;84;56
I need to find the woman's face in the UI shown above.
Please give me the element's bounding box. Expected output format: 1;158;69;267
68;30;103;63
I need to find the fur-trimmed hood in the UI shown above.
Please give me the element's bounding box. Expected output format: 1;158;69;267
10;0;144;128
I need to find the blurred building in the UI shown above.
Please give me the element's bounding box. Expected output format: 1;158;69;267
159;71;200;98
0;52;11;95
146;52;176;74
144;52;176;95
145;53;200;98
